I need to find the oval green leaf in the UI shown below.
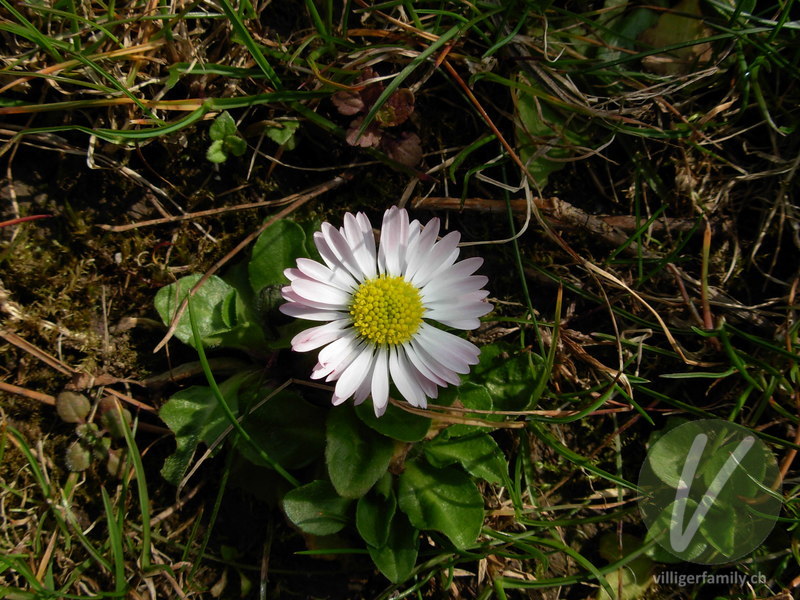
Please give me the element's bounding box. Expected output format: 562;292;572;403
326;407;394;499
398;459;483;550
283;480;351;536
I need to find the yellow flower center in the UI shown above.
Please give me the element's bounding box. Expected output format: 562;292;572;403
350;275;424;346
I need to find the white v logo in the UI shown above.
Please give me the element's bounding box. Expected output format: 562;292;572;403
669;433;755;552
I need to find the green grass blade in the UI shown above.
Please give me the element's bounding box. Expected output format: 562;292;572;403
218;0;282;88
101;488;127;595
187;297;300;487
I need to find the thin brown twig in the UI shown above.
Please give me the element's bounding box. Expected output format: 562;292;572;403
153;173;351;353
0;329;76;376
414;196;706;234
98;194;309;232
0;380;56;406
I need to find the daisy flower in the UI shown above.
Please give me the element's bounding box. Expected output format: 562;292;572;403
279;206;492;416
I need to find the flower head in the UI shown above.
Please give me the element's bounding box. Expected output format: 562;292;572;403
280;207;492;416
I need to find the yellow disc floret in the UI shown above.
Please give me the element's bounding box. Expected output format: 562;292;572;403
350;275;424;345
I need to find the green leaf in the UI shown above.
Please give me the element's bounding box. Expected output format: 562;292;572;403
209;110;237;140
224;134;247;157
398;458;483;550
206;139;228;163
470;342;536;410
437;382;495;438
154;274;236;348
283;480;351;536
265;119;300;149
158;371;254;485
515;75;587;188
597;534;655;600
367;510;419;583
155;273;264;351
356;401;430;442
423;432;507;484
326;407;394;499
248;219;309;295
357;483;397;548
237;389;325;469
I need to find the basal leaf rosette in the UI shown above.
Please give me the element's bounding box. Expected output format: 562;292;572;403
280;206;492;416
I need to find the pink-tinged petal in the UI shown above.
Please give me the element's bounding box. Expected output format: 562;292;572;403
342;212;378;280
279;303;348;321
284;267;302;281
409;231;461;287
296;257;357;291
290;320;349;352
335;345;374;400
291;277;352;308
404;217;439;281
371;348;390;416
331;394;349;406
321;222;365;280
389;346;426;408
378;206;409;276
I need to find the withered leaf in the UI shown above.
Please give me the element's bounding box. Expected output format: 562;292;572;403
382;132;422;167
346;116;383;148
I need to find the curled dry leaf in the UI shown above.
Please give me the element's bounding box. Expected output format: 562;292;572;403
376;89;415;127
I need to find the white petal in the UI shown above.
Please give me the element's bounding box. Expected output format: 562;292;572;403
407;339;462;385
403;341;448;386
314;231;348;272
335;345;375;400
291;277;352;308
440;255;484;278
389;346;426;408
409;231;460;287
425;301;493;323
378;206;409;276
371;347;390;416
421;275;489;304
416;323;479;372
279;303;348;321
353;350;378;405
404;217;439;281
290;320;349;352
281;287;341;310
435;318;481;330
296;257;357;291
342;212;377;280
322;222;365;280
312;332;359;380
